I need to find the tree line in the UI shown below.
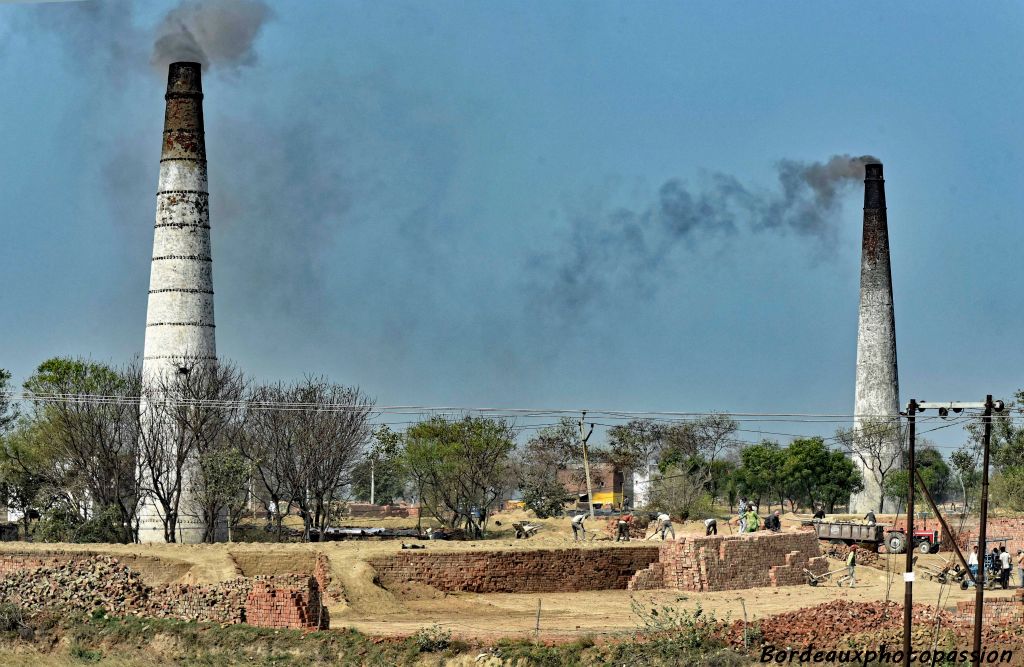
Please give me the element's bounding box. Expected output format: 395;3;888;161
0;358;1011;544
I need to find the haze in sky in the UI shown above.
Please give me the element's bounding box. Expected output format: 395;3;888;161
2;1;1022;449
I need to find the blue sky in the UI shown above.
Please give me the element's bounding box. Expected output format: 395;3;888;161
2;1;1023;449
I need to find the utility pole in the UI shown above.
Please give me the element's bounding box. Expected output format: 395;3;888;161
579;411;596;521
370;458;376;506
903;399;918;667
973;395;995;667
911;398;1003;667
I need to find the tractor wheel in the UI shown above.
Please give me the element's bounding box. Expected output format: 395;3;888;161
960;580;969;590
918;541;932;555
930;543;940;554
808;578;818;587
886;531;908;554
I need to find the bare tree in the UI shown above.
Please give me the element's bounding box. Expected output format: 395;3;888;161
240;383;295;540
244;379;373;541
137;355;246;542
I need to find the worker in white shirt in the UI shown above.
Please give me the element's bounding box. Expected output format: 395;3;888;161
967;546;979;587
570;512;587;542
704;517;718;536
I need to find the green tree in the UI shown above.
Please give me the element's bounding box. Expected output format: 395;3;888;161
735;441;787;511
352;425;406;505
0;418;50;534
882;445;950;507
22;358;139;543
403;416;516;537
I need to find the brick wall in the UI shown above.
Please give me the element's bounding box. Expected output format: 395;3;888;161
368;547;660;593
629;530;828;592
954;590;1024;625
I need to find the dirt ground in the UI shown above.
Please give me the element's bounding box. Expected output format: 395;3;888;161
2;510;1016;641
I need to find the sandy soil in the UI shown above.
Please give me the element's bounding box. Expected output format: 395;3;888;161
2;510;1012;641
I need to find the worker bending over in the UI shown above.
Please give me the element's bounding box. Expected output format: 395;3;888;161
704;517;717;536
657;512;675;540
570;512;587;542
616;513;633;541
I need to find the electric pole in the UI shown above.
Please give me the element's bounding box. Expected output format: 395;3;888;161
903;399;918;667
973;395;995;667
910;398;1003;667
579;411;596;521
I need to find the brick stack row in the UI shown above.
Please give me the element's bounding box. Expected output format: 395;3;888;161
245;577;328;630
368;547;660;593
636;531;827;592
954;589;1024;625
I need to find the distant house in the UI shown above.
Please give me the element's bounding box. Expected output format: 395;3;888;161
631;461;659;508
557;463;634;510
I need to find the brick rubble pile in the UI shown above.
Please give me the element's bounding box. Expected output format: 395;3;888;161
0;554;327;630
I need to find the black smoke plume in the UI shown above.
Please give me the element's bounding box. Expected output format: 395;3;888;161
529;154;877;320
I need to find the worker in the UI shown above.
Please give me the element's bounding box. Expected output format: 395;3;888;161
745;506;760;533
863;510;877;525
967;546;979;588
616;512;633;542
570;512;587;542
812;506;826;520
1000;546;1011;590
704;517;718;536
738;497;749;532
657;512;674;540
1016;550;1024;589
765;510;782;532
845;544;858;588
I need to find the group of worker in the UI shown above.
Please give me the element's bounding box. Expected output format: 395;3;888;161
737;497;783;533
569;511;675;542
965;545;1024;589
570;498;792;542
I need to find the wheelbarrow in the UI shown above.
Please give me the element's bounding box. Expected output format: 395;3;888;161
803;565;852;586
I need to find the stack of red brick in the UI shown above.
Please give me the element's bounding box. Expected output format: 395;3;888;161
244;577;328;630
368;547;660;593
629;531;828;592
954;590;1024;625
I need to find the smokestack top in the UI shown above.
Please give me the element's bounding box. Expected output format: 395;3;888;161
166;62;203;97
864;163;885;209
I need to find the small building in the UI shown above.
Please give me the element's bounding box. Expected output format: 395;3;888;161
557;463;634;510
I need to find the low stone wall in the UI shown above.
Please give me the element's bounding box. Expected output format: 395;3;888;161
368;547;660;593
629;530;828;592
0;553;328;630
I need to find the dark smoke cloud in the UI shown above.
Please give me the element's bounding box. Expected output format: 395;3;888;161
151;0;272;72
530;154;878;320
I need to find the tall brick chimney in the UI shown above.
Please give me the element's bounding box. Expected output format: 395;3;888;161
138;62;217;543
849;163;901;514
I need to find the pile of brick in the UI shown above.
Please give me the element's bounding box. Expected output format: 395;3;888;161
368;547;660;593
0;555;151;617
723;600;948;649
824;543;882;569
626;563;665;591
630;531;828;592
0;554;329;630
603;517;649;540
146;580;251;623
